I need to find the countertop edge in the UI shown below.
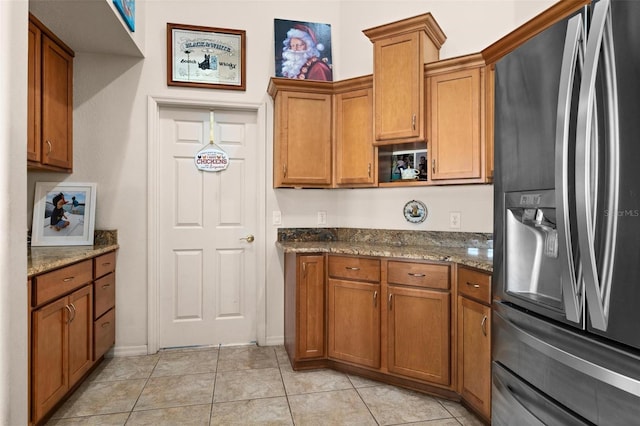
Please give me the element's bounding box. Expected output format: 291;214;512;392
28;244;120;277
276;241;493;273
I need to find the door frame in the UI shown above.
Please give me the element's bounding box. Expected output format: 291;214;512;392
147;96;267;354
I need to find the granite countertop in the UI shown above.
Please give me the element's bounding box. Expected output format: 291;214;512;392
28;230;119;277
276;228;494;272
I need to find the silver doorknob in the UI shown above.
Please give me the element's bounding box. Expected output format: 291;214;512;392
240;235;255;243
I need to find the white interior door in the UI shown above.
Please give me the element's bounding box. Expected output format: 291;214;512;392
158;106;258;348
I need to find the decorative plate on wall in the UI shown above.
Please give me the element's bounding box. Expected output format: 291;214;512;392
403;200;428;224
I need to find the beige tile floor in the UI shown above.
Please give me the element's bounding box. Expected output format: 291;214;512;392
46;345;485;425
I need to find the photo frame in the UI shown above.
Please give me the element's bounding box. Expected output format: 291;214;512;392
113;0;135;32
31;182;97;247
167;23;246;91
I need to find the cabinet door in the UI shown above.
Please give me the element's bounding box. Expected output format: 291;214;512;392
334;87;376;187
297;255;325;359
429;67;481;181
274;91;331;187
27;20;42;163
41;34;73;170
328;278;380;368
387;285;450;385
68;285;93;385
373;32;423;143
458;296;491;420
32;297;69;422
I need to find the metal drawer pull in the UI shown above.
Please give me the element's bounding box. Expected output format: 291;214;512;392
466;281;481;288
63;276;75;282
388;293;393;310
69;303;77;322
65;305;73;323
102;283;111;289
481;315;488;336
345;266;360;271
101;322;111;328
102;262;111;266
373;291;378;307
408;273;425;277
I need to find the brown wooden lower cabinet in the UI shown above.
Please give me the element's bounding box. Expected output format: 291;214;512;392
283;252;492;418
29;249;117;425
457;265;492;423
387;285;450;385
328;278;380;368
32;284;93;423
284;253;326;368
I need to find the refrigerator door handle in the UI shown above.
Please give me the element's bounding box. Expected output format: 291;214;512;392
554;14;585;324
575;0;620;331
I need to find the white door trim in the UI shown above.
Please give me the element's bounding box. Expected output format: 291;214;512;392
147;96;267;355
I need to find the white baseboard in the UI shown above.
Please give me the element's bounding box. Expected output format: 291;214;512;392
107;345;149;357
265;335;284;346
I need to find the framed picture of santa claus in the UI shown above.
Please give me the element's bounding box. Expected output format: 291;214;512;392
274;19;333;81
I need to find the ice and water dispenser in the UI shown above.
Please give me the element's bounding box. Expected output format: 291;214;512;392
504;189;564;311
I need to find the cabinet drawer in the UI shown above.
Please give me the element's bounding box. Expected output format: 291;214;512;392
33;260;93;307
328;255;380;283
94;308;115;360
457;266;491;304
94;251;116;279
94;272;115;319
387;261;450;290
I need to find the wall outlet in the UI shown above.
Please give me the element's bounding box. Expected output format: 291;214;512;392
317;211;327;226
272;211;282;226
449;212;461;229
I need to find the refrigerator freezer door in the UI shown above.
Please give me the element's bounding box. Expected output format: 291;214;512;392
492;362;590;426
493;301;640;425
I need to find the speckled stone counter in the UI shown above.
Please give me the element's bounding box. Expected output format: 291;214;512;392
277;228;493;272
28;230;119;277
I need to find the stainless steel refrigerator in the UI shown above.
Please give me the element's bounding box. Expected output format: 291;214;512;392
492;0;640;424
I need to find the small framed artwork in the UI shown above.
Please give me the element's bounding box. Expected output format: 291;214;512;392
274;19;333;81
113;0;135;32
31;182;97;247
167;23;246;91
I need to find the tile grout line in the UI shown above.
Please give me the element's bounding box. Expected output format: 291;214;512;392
275;347;297;425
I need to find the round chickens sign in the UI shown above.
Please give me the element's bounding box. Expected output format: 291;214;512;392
194;145;229;172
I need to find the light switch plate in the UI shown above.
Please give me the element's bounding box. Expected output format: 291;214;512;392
317;211;327;226
272;211;282;226
449;212;461;229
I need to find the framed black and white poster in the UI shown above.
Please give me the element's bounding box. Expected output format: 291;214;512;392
167;23;246;91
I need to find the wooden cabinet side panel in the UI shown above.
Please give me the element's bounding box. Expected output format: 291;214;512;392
280;92;332;186
297;255;326;359
387;286;450;385
32;297;68;423
68;285;93;385
41;35;73;170
284;252;298;362
328;279;380;368
430;68;481;180
457;297;491;420
28;21;42;163
334;88;375;186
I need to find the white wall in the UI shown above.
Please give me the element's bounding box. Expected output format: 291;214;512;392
24;0;555;352
2;0;28;424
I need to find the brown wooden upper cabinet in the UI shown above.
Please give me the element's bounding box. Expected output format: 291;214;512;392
269;76;376;189
333;76;376;188
425;54;494;184
28;14;74;172
268;78;333;188
363;13;446;145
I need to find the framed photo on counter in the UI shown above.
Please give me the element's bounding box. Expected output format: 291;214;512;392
167;23;246;90
31;182;97;246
